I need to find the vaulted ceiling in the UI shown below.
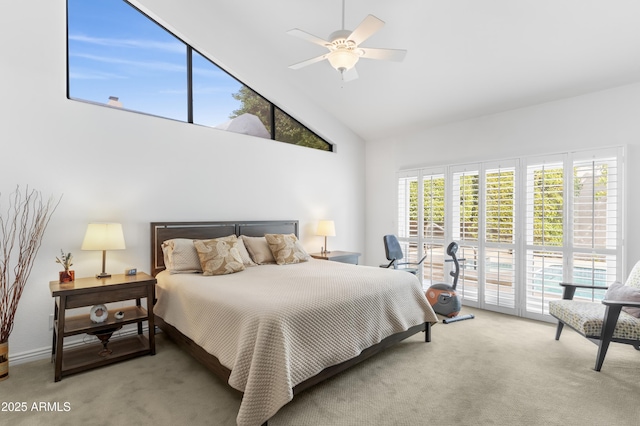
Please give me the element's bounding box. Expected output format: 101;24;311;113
141;0;640;141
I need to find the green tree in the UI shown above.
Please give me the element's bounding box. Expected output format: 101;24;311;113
486;170;514;243
230;86;271;131
533;168;564;246
231;86;331;151
409;180;418;236
424;177;445;239
459;174;479;240
404;168;567;246
594;164;608;200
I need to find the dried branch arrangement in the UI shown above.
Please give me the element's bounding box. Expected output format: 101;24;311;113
0;186;60;343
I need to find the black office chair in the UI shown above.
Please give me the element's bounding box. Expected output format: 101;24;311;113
380;235;427;275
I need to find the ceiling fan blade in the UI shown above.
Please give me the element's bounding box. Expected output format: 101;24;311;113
288;53;330;70
342;67;359;82
348;15;385;45
286;28;330;47
359;47;407;62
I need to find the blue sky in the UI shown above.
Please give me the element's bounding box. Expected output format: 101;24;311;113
67;0;242;127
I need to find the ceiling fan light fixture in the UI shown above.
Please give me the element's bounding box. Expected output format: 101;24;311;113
287;3;404;82
327;48;359;72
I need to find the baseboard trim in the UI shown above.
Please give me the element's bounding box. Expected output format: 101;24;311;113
9;326;152;366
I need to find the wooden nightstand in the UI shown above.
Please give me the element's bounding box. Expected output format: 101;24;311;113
50;272;156;382
310;251;361;265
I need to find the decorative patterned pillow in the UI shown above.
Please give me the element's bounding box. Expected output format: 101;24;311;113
605;281;640;318
161;238;202;274
241;236;276;264
193;235;245;276
265;233;310;265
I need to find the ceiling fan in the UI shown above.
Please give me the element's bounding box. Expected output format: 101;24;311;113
286;0;407;81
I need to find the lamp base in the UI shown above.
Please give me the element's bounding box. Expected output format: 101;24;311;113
323;236;330;254
95;250;112;279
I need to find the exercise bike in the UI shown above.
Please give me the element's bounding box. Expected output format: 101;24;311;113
425;242;475;324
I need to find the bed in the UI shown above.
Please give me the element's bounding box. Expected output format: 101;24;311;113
150;220;438;426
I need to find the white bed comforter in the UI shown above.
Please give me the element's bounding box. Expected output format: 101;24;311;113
154;259;437;426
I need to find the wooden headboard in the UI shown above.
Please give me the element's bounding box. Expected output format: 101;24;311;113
150;220;299;276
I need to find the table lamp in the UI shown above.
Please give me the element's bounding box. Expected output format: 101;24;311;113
81;223;126;278
316;220;336;254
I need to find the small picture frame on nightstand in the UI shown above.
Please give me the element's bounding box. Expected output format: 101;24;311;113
125;268;137;276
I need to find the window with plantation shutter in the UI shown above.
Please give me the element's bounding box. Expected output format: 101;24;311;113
485;167;515;244
569;152;620;302
451;167;480;302
526;161;564;247
396;169;445;285
484;163;516;310
452;169;479;243
422;172;446;285
572;156;619;254
395;172;419;273
423;175;445;241
397;146;623;321
523;150;622;318
524;158;565;316
397;172;418;240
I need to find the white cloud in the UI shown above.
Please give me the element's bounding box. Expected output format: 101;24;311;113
68;69;127;80
70;52;185;73
69;34;184;54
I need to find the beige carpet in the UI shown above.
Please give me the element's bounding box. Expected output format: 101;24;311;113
2;307;639;426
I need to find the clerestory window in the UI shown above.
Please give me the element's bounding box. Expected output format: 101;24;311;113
66;0;332;152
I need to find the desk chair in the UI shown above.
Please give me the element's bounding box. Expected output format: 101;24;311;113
380;235;426;275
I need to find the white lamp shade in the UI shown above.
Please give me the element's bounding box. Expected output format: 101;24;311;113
316;220;336;237
81;223;126;251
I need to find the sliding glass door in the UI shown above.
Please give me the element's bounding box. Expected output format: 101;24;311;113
397;147;624;320
523;150;621;320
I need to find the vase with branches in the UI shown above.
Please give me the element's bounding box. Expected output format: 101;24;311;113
0;186;60;381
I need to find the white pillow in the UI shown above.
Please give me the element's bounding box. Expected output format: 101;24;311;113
237;236;257;267
605;281;640;318
161;238;202;274
241;235;276;264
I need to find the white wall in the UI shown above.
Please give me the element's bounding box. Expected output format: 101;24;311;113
365;82;640;271
0;0;365;360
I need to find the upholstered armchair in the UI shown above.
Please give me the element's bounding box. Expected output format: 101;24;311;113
549;261;640;371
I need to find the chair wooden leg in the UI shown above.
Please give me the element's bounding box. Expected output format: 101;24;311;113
554;322;564;340
595;305;622;371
